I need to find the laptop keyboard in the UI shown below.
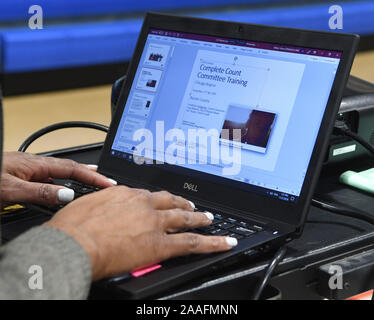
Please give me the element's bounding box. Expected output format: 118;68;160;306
50;180;264;241
193;213;263;240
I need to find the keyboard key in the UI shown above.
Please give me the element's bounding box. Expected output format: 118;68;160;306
226;217;237;223
196;226;215;234
236;223;257;232
214;214;223;220
230;227;255;237
210;229;229;236
228;233;244;240
80;187;93;194
218;222;235;230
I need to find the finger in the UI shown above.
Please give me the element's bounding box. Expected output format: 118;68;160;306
38;157;116;188
86;164;98;171
150;191;195;211
160;233;237;260
159;209;214;232
3;178;75;206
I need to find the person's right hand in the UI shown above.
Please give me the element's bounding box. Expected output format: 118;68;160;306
44;186;237;280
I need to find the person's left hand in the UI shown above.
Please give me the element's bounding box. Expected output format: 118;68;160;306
0;152;115;208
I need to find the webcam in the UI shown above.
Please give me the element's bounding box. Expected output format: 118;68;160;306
238;25;244;33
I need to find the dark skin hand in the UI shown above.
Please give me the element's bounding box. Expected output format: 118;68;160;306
1;152;237;280
46;187;235;280
0;152;114;208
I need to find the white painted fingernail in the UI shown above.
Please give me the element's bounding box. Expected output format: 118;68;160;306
58;188;75;203
107;178;117;185
226;237;238;247
188;201;195;210
203;211;214;221
87;164;98;169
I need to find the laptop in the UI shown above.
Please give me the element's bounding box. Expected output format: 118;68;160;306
61;13;358;298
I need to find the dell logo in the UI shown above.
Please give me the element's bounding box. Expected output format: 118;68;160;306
184;182;198;192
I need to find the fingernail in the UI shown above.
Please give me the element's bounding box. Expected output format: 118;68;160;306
203;211;214;221
58;188;75;203
226;237;238;247
188;201;196;210
107;178;117;185
87;164;98;169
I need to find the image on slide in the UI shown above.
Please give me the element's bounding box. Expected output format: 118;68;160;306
220;105;276;153
128;93;154;118
144;43;170;68
136;68;163;92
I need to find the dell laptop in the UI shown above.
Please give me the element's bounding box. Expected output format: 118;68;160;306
81;13;358;298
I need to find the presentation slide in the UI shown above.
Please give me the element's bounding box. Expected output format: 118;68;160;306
174;49;305;171
128;92;154;118
144;43;170;68
119;116;147;141
136;68;162;93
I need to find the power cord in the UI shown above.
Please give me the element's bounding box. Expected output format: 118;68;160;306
333;120;374;157
252;245;287;300
18;121;108;152
311;198;374;225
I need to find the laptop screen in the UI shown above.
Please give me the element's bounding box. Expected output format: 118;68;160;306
110;29;341;204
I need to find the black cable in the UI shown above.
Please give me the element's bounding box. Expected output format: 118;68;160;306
333;124;374;157
311;198;374;226
252;245;287;300
18;121;108;152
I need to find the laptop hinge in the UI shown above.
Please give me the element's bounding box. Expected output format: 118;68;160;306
104;172;294;233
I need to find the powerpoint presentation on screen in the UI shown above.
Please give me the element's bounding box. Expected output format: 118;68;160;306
174;50;305;171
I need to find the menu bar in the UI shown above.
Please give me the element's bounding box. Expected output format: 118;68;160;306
149;29;342;59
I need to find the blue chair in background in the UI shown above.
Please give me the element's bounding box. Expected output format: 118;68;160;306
0;0;373;95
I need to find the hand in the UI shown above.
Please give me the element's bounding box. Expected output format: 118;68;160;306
45;187;237;280
0;152;115;208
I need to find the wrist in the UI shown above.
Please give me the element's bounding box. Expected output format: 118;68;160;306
44;221;102;280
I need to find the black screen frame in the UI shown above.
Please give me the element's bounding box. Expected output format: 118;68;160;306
98;12;359;229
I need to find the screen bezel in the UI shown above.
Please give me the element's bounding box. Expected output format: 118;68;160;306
98;13;359;229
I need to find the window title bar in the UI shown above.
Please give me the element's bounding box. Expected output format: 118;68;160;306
149;29;342;59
